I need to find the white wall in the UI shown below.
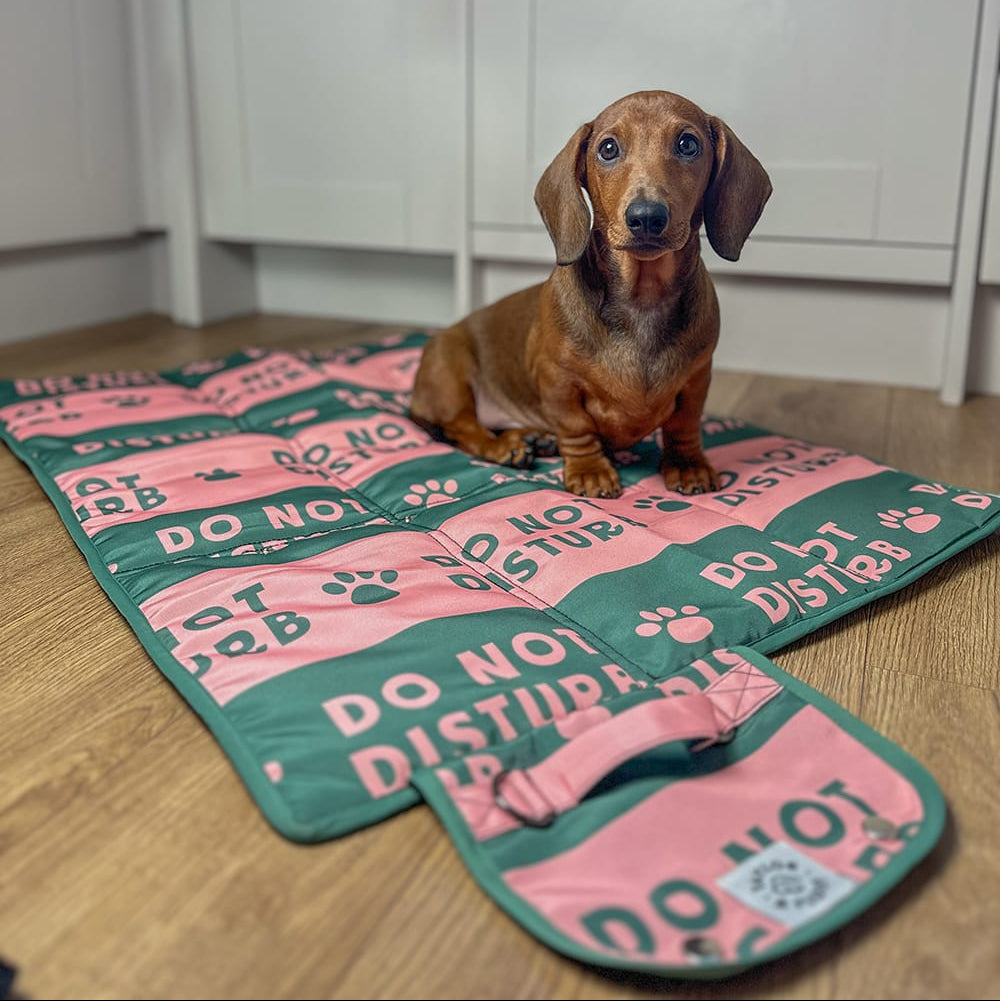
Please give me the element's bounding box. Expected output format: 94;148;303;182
0;0;162;346
0;238;159;347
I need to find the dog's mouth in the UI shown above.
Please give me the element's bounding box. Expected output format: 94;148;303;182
617;221;694;259
617;239;674;259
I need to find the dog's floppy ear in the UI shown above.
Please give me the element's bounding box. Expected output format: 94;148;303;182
703;117;772;262
534;121;593;265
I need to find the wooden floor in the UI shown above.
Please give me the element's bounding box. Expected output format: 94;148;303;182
1;313;997;1001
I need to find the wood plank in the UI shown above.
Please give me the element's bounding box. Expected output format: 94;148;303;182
717;374;893;461
835;670;1000;1001
884;384;1000;496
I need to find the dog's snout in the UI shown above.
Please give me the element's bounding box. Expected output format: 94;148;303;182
625;200;670;237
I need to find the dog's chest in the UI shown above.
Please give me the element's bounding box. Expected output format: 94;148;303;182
575;306;707;446
580;359;678;448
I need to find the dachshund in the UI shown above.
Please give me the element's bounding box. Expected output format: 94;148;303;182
410;90;771;498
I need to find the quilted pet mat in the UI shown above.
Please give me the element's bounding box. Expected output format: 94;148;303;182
2;333;997;978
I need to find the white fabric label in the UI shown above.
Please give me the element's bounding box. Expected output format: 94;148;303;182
716;841;857;929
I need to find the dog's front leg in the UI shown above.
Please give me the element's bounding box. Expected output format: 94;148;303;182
659;362;719;495
549;397;621;498
560;433;621;498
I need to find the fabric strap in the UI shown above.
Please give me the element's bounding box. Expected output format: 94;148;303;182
493;694;722;826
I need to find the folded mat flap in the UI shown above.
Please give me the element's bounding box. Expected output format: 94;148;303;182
412;646;946;979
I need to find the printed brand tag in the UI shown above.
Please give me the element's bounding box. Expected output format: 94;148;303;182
716;841;856;929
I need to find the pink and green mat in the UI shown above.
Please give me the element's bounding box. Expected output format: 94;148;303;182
2;334;997;978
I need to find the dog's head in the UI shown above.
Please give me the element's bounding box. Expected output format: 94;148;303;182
534;90;771;266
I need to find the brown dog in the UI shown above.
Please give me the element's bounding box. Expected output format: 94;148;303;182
410;90;771;498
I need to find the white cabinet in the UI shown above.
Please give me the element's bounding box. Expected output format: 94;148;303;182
0;0;139;250
472;0;979;284
189;0;464;254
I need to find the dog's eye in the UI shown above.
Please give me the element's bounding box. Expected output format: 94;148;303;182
597;138;620;162
676;133;701;159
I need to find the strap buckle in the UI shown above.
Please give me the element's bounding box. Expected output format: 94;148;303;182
491;769;556;828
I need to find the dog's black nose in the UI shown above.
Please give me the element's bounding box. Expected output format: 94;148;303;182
625;200;670;237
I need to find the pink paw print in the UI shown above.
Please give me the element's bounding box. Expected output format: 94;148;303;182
404;478;459;507
877;507;940;534
636;605;714;643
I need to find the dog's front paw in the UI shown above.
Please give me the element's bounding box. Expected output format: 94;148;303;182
563;455;622;498
661;459;720;495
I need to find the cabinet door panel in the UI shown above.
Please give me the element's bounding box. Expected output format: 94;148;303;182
192;0;462;253
0;0;138;249
475;0;977;248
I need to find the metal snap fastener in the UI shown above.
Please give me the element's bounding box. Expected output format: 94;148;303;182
862;815;899;840
683;936;723;963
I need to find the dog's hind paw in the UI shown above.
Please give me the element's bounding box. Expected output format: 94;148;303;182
506;445;535;469
522;432;558;457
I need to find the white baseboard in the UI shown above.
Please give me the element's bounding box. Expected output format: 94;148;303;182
711;275;950;390
255;245;455;329
0;237;159;346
